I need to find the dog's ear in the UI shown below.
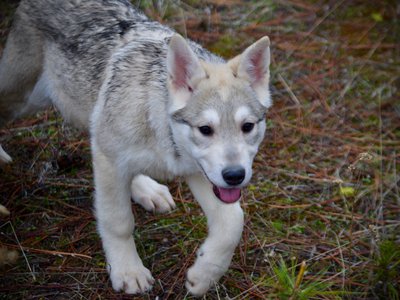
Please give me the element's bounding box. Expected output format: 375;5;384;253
229;36;271;108
167;34;206;111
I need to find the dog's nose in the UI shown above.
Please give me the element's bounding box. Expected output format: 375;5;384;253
222;166;245;186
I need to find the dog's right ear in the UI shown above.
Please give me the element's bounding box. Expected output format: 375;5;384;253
167;34;206;111
229;36;271;108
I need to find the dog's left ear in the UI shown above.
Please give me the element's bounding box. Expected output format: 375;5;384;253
167;34;206;111
229;36;271;108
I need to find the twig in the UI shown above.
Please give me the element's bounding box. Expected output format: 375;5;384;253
8;221;36;281
277;73;301;106
265;165;343;184
1;121;58;134
1;242;92;260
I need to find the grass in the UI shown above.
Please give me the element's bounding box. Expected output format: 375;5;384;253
1;0;399;299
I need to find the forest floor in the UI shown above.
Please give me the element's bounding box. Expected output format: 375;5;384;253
0;0;399;299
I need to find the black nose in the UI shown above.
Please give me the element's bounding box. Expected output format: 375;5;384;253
222;166;245;186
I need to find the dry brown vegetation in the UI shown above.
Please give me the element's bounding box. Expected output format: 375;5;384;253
0;0;399;299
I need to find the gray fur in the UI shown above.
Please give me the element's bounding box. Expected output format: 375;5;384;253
0;0;219;127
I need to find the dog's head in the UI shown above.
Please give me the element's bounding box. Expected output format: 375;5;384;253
167;34;271;204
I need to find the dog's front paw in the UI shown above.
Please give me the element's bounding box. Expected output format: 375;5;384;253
186;266;213;296
110;263;154;294
131;175;176;213
185;260;226;296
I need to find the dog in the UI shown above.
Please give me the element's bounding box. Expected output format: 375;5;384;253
0;0;272;296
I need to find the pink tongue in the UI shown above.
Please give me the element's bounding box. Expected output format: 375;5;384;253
214;186;241;203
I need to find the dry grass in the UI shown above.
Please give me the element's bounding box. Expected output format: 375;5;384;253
1;0;399;299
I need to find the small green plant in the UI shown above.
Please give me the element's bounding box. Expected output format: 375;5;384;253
265;257;340;300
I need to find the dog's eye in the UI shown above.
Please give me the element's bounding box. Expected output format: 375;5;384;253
198;126;213;136
242;122;255;133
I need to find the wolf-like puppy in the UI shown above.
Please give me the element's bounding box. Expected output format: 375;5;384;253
0;0;272;295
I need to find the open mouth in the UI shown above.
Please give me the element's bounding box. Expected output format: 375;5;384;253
212;185;242;204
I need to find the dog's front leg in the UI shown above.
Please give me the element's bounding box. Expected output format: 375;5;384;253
185;173;244;296
93;148;154;294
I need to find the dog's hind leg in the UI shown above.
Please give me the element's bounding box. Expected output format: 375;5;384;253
185;173;244;296
0;6;48;162
0;19;45;125
131;175;176;214
0;72;50;163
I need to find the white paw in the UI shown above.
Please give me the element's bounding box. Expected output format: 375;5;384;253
185;259;226;296
131;175;176;213
110;263;154;294
0;204;10;216
0;145;12;164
